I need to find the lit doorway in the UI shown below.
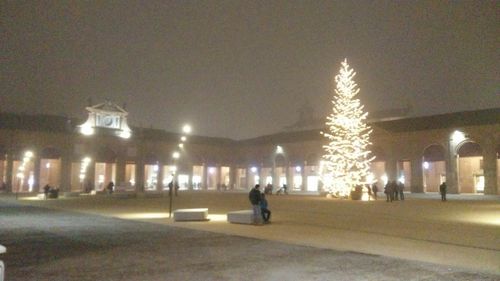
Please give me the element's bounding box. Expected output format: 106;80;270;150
422;144;446;192
457;142;483;194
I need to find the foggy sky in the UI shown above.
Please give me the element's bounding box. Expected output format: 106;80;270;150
2;1;499;139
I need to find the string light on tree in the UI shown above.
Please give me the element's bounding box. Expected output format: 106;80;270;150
320;59;374;198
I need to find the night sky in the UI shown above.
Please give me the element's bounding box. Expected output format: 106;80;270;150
2;1;499;139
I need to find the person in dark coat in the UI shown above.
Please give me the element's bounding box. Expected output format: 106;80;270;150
106;181;114;194
371;183;378;200
167;179;180;196
43;184;51;199
248;184;262;224
439;182;447;201
398;181;405;201
260;193;271;223
384;181;392;202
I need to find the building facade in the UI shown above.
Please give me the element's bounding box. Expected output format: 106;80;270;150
1;103;499;196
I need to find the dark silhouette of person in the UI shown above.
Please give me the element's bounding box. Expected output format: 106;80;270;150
398;181;405;200
439;182;447;201
371;183;378;200
168;180;180;196
260;193;271;223
277;184;288;195
248;184;262;224
106;181;114;194
175;181;179;196
384;181;392;202
43;184;50;199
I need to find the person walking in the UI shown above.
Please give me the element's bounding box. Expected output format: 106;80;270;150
249;184;262;224
392;180;399;200
371;183;378;200
439;182;447;201
384;181;392;202
260;192;271;223
398;181;405;201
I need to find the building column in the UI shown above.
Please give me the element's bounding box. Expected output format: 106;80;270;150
482;140;498;195
245;167;250;189
410;156;424;193
271;159;278;188
302;161;307;192
385;157;398;182
258;165;263;186
115;156;126;188
33;155;41;193
445;139;459;194
202;163;208;190
216;164;221;188
156;162;163;192
5;153;14;193
60;155;72;192
135;158;144;193
87;162;96;191
286;162;292;191
230;164;237;190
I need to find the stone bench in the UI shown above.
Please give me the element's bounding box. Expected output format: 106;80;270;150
173;208;209;221
227;210;261;224
0;244;6;281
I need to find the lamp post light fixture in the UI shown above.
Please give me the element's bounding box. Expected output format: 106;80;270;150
182;124;192;134
169;151;181;218
168;124;193;219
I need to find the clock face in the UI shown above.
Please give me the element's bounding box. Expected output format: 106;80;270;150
97;114;119;128
103;116;114;126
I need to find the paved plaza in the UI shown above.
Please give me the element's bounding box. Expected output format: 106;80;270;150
0;192;499;280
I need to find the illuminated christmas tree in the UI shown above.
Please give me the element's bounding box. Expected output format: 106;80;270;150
320;59;374;198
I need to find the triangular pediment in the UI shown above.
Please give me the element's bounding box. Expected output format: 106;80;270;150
86;101;128;116
78;100;132;139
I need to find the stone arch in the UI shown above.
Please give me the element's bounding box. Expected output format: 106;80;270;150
423;144;445;162
370;145;386;162
275;154;286;167
305;153;319;166
95;146;117;163
456;141;483;193
288;155;303;166
144;152;159;165
457;142;482;157
40;147;63;189
422;144;446;192
189;154;205;166
41;146;62;159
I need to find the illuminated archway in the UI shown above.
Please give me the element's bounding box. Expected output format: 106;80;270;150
305;153;320;192
369;146;387;189
95;146;117;191
422;144;446;192
144;152;160;191
13;149;36;193
457;142;483;193
274;154;287;189
40;147;62;190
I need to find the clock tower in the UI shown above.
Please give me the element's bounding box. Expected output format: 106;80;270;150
78;101;132;139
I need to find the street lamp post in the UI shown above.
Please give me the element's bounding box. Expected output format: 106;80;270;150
168;123;192;219
169;152;180;218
